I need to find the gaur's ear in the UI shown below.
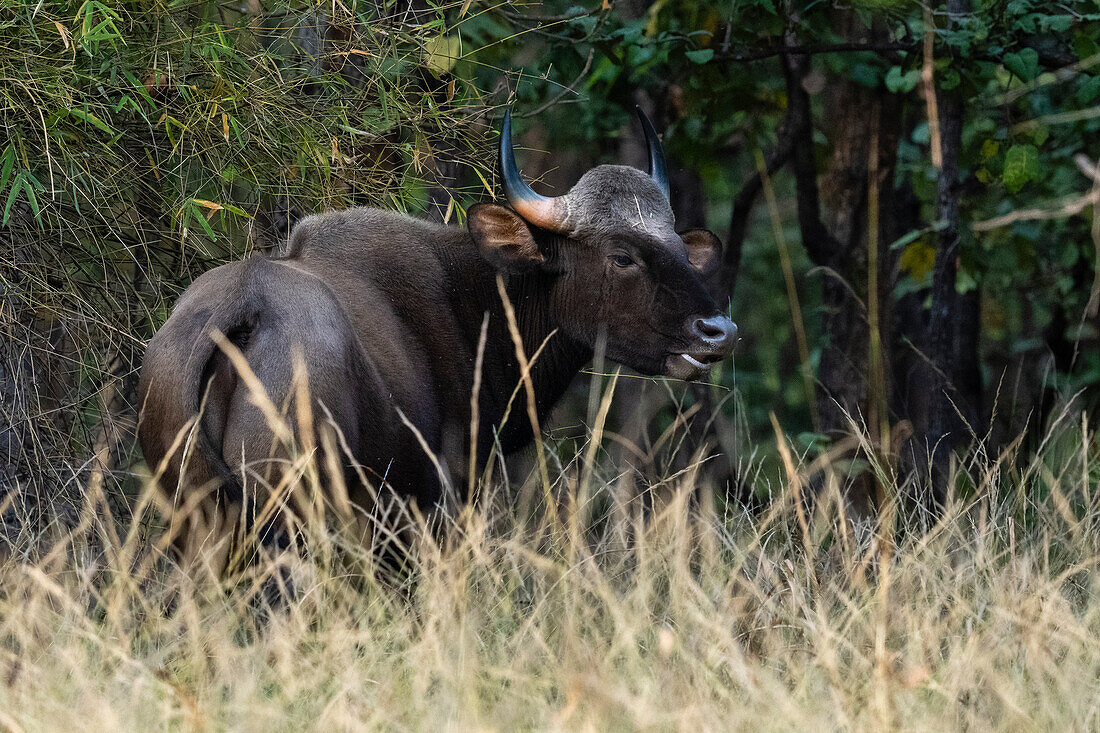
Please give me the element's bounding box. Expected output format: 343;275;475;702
680;229;722;278
468;203;546;271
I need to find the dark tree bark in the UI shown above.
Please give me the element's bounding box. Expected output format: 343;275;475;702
783;43;902;440
779;12;904;513
955;289;983;432
924;0;976;503
784;52;839;270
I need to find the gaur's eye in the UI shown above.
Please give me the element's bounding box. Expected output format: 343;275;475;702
610;252;636;269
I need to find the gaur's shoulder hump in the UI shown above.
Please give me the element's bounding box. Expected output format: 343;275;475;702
280;207;448;260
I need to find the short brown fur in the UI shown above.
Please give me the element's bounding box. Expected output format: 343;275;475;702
138;163;737;561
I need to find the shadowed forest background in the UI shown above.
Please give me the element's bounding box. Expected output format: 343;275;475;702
2;0;1097;527
3;1;1100;729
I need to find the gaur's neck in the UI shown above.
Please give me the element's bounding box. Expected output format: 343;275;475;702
505;269;592;413
443;229;591;446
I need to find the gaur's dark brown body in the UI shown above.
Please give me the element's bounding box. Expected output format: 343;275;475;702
139;208;590;512
137;111;738;559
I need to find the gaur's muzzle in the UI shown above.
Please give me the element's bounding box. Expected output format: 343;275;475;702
665;314;738;381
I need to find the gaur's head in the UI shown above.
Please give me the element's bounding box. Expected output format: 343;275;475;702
468;109;738;380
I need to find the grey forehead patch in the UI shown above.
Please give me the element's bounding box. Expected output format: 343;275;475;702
564;165;674;235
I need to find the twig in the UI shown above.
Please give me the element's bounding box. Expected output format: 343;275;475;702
722;104;799;293
971;190;1100;231
1079;154;1100;318
921;8;942;170
520;48;595;118
1011;105;1100;134
991;52;1100;106
971;154;1100;232
758;150;819;430
714;40;915;64
500;7;597;23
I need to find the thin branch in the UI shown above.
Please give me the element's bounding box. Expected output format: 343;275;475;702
921;7;942;170
991;52;1100;105
715;40;915;64
519;48;595;118
971;191;1100;231
720;105;798;293
499;7;597;23
712;35;1080;70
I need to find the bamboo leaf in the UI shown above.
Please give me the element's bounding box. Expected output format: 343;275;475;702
3;173;24;225
68;107;114;135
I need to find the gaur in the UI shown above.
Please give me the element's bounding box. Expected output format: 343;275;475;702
137;109;738;557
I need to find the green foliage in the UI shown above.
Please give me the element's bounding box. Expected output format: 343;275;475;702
1003;48;1040;82
885;65;920;93
2;0;494;247
0;0;495;485
3;0;1099;498
478;0;1100;443
1003;143;1040;192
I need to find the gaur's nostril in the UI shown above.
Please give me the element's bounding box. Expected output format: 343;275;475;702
692;315;737;349
695;317;724;339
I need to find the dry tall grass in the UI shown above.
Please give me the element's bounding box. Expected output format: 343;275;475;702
1;388;1098;731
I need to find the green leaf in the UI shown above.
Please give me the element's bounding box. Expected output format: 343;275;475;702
23;179;41;222
939;68;961;91
1073;33;1100;62
187;202;216;240
1039;15;1073;33
221;203;249;217
899;240;936;281
889;220;947;250
794;432;831;451
568;14;597;34
885;66;920;93
0;146;14;193
956;267;977;294
68;107;114;135
423;35;462;76
1004;48;1039;81
1079;75;1100;104
911;122;930;144
1016;12;1039;34
1003;144;1040;192
685;49;713;64
3;173;24;225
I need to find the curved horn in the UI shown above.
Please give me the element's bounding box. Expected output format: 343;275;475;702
500;111;570;232
636;106;670;201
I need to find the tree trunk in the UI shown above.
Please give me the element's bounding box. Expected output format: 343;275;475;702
785;51;901;429
783;11;903;512
925;0;975;503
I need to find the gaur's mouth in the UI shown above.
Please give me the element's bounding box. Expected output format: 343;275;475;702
663;314;738;380
680;353;709;371
664;350;727;381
